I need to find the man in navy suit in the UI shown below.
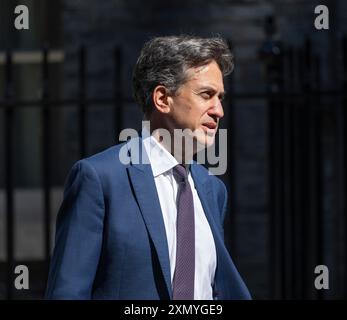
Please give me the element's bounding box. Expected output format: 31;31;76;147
45;35;251;300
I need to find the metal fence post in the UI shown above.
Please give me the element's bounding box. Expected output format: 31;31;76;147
41;46;52;274
114;47;123;142
259;15;285;299
79;46;87;158
4;50;14;300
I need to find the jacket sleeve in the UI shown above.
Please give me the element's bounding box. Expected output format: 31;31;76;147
45;160;105;299
209;176;229;237
220;181;228;229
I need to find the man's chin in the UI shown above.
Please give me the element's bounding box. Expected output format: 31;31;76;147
205;136;216;148
195;133;216;149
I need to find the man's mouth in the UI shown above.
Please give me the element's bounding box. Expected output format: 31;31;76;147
201;122;217;133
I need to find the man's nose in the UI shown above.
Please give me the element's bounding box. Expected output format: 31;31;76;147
209;98;224;119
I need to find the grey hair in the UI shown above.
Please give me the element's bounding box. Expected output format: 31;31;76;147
132;35;234;117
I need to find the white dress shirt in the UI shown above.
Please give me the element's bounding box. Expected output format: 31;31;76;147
142;130;217;300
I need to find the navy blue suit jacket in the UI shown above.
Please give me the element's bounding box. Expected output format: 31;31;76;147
45;137;251;299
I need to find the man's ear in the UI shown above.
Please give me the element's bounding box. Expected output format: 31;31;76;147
152;85;172;114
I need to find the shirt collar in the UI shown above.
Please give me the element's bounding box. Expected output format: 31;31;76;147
142;127;179;177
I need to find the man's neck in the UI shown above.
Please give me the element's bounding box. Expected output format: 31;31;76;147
144;122;195;165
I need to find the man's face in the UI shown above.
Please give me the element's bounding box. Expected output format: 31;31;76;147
167;60;225;148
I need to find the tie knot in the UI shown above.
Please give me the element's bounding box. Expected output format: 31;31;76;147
173;164;188;183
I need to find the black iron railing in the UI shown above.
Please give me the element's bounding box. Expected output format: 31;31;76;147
0;38;346;299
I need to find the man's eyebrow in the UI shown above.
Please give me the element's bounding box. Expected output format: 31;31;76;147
198;86;226;96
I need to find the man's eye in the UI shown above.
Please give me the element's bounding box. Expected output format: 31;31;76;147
201;92;211;99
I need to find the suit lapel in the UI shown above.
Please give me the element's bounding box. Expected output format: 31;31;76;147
191;164;227;298
126;138;172;299
191;164;224;245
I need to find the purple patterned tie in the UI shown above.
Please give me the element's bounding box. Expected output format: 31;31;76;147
172;164;195;300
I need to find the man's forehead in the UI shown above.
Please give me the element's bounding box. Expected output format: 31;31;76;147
193;64;210;74
188;61;220;76
184;62;224;89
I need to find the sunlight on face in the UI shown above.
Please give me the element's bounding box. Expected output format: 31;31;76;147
168;60;225;148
